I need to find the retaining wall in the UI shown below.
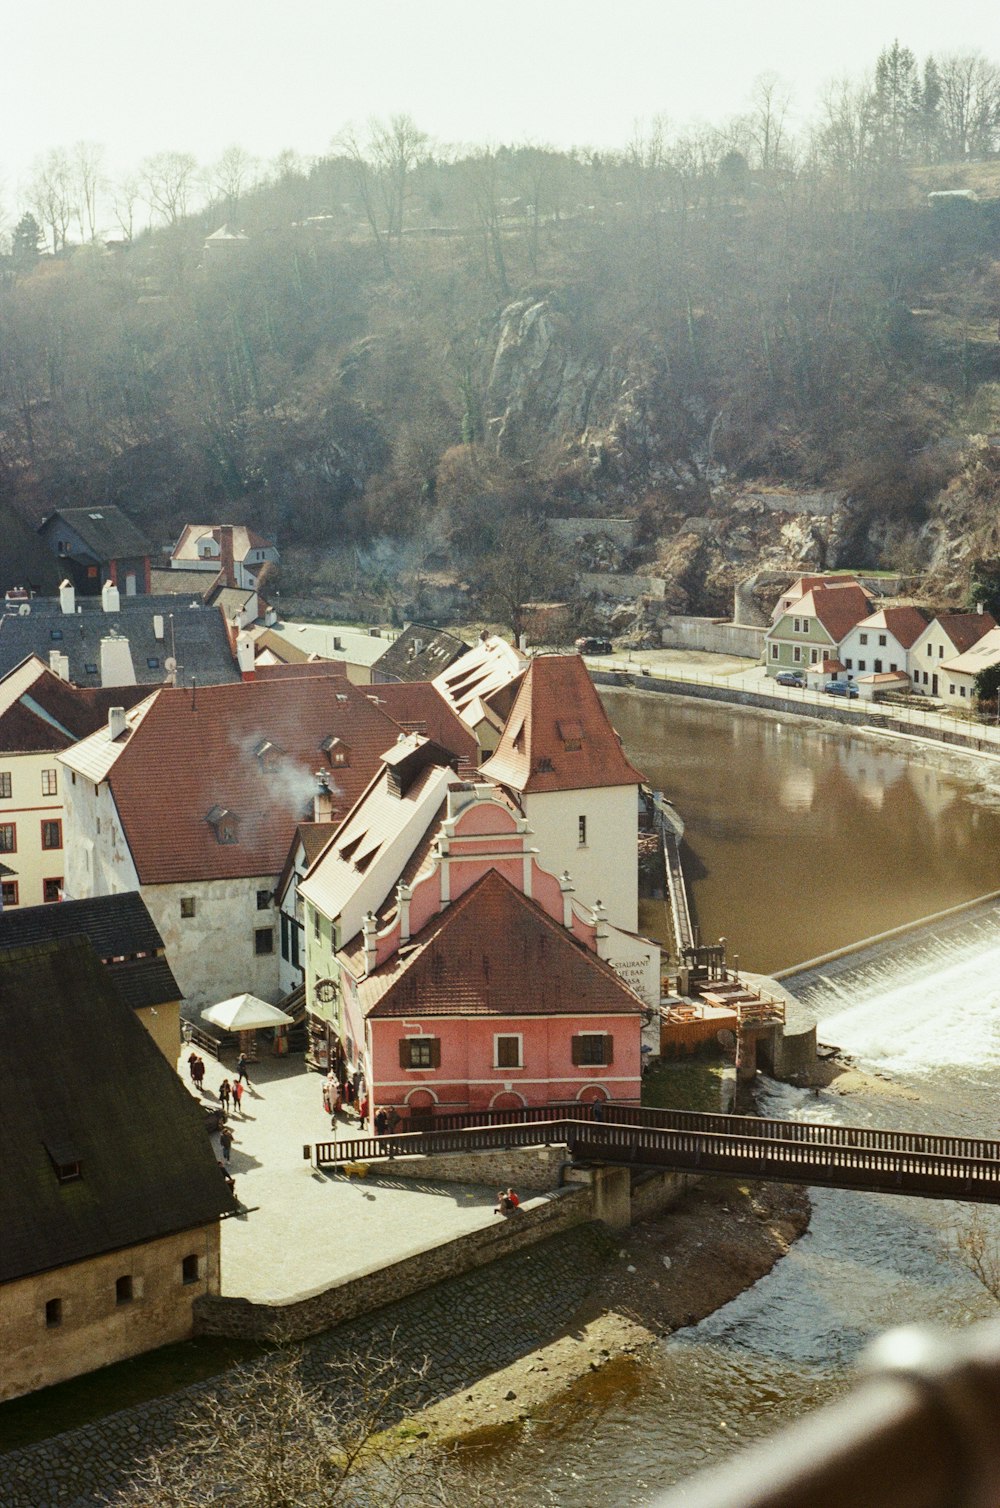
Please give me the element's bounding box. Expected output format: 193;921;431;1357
376;1143;571;1192
194;1184;591;1342
659;618;766;657
581;571;667;600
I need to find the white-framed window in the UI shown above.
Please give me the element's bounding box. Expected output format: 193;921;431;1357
927;644;933;657
949;684;955;695
860;633;868;645
42;769;58;796
960;685;967;697
0;772;10;799
844;658;853;669
769;643;778;660
572;1032;613;1066
180;896;196;918
878;635;886;647
858;660;866;671
792;647;801;663
494;1033;523;1069
577;815;587;846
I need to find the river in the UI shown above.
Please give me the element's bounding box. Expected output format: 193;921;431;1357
504;690;1000;1505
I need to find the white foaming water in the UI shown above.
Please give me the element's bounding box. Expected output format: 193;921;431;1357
805;930;1000;1077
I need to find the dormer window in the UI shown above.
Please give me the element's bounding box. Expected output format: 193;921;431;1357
206;804;239;844
557;719;583;752
50;629;64;641
321;735;350;768
254;739;282;770
45;1140;82;1183
536;756;555;773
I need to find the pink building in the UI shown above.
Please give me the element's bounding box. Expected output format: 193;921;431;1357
335;783;647;1118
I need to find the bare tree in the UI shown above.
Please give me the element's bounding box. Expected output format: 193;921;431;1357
748;72;793;174
112;176;140;242
937;51;1000;160
28;149;75;254
141;150;199;225
955;1210;1000;1301
369;113;428;240
73;140;105;242
209;144;259;220
104;1342;500;1508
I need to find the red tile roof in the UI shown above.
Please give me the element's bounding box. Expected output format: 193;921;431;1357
360;868;646;1019
858;605;931;649
481;653;644;794
90;675;403;885
363;682;478;765
0;657;148;753
800;585;874;643
936;611;998;654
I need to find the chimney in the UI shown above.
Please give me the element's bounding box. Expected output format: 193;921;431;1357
237;629;255;680
48;650;70;681
978;601;985;615
397;881;412;942
591;898;611;959
59;579;75;615
218;525;236;588
153;614;164;641
100;632;136;687
559;870;575;929
518;633;528;653
313;770;334;822
101;579;121;613
107;706;127;740
362;911;378;975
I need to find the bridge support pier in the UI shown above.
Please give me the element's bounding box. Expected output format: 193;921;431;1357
590;1165;632;1231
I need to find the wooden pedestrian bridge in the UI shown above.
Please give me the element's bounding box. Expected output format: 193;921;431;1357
311;1103;1000;1205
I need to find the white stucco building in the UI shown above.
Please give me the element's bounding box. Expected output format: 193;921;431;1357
908;610;998;698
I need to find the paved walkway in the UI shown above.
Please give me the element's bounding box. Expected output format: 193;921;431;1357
179;1048;499;1303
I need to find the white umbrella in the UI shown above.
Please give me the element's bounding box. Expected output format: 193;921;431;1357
201;993;295;1032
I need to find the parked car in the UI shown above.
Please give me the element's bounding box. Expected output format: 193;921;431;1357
823;680;858;698
775;671;806;687
575;637;613;655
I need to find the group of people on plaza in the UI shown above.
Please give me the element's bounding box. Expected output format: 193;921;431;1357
185;1046;256;1205
323;1069;390;1131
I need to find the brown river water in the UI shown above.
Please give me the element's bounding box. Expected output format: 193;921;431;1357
490;689;1000;1505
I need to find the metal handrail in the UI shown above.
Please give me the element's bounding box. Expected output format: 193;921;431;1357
650;1320;1000;1508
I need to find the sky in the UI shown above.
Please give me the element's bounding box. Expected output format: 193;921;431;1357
4;0;999;209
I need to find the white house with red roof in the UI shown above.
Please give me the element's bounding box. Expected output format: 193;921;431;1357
838;605;931;683
766;581;875;679
908;609;998;697
480;653;645;932
169;524;278;591
937;624;1000;709
58;675;404;1007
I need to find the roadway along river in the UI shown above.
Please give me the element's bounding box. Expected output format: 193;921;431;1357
501;690;1000;1505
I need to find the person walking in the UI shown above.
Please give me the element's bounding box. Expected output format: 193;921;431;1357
187;1051;199;1084
374;1107;388;1136
192;1056;205;1092
218;1160;236;1197
219;1124;234;1162
232;1079;244;1116
236;1052;251;1085
219;1079;232;1114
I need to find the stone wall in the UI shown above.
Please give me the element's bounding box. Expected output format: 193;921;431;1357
581;571;667;601
3;1224;220;1404
628;1168;698;1222
193;1186;592;1342
379;1143;572;1191
658;617;766;657
550;517;637;549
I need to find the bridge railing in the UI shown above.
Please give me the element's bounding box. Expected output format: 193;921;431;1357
312;1116;1000;1197
364;1101;1000;1164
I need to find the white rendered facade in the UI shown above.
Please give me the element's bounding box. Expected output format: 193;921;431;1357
520;784;639;934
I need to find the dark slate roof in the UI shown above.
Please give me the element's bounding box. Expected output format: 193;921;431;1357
41;506;151;560
372;624;470;683
0;509;62;597
0;595;240;687
0;938;230;1284
0;893;181;1010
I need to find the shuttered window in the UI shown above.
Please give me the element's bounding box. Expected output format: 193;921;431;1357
571;1033;614;1066
400;1037;441;1069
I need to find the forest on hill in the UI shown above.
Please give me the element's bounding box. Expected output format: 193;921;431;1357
3;40;1000;619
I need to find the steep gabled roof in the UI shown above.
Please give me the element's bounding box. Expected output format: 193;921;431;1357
358;868;646;1019
372;624;470;683
0;938;229;1285
798;584;874;644
40;506;151;560
940;624;1000;676
363;681;478;765
934;611;999;655
61;675;404;886
0;893;180;1010
0;507;62;597
854;605;932;649
0;655;148;753
432;635;526;730
480;653;644;795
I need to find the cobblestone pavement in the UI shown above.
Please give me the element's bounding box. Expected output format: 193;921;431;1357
0;1223;615;1508
184;1048;501;1302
